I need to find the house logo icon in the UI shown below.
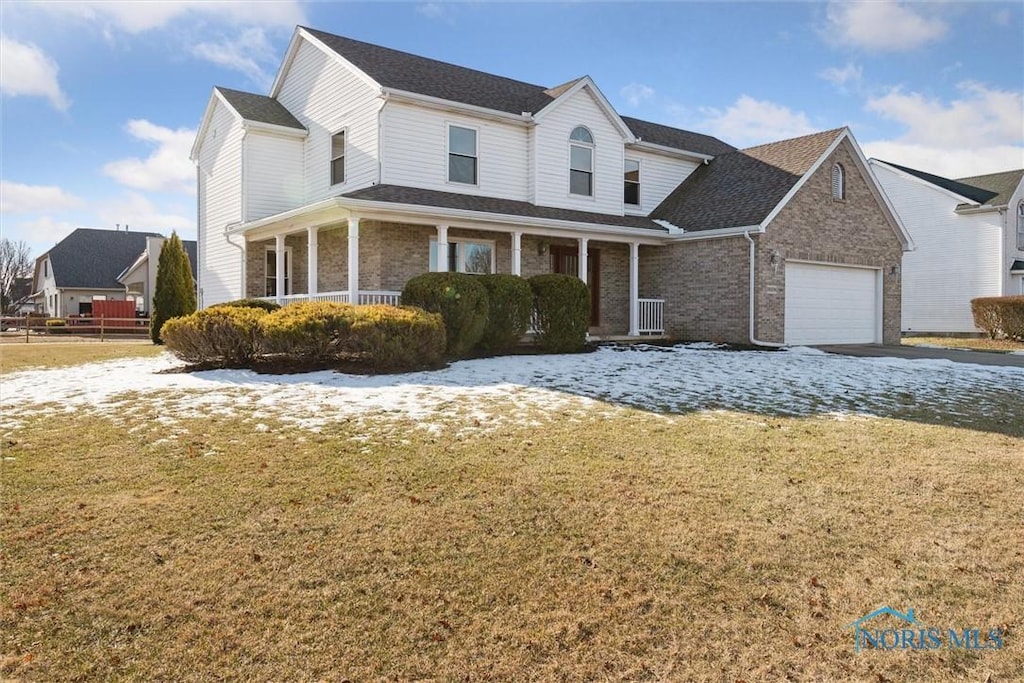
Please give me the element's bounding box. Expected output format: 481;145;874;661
845;606;917;653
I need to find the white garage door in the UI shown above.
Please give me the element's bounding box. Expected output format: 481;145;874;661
784;262;879;345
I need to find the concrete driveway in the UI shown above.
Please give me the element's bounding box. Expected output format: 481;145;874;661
817;344;1024;368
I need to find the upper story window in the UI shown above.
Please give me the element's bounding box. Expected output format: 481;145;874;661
43;260;48;277
1017;201;1024;250
624;159;640;206
448;125;478;184
330;131;345;185
831;163;845;200
569;126;594;197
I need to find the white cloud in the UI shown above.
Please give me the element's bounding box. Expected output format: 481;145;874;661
697;96;816;148
97;192;194;237
416;3;455;24
820;63;863;90
620;83;655;108
825;1;947;52
45;1;304;34
103;120;196;195
7;216;80;255
0;36;69;111
863;142;1023;178
0;181;83;214
191;28;276;89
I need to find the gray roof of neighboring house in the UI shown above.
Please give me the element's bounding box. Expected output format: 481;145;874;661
301;27;732;156
343;184;666;231
183;240;198;279
955;169;1024;207
216;86;306;130
1010;259;1024;273
42;228;164;289
878;160;998;204
651;128;845;232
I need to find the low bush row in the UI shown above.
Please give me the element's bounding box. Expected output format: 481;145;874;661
971;296;1024;340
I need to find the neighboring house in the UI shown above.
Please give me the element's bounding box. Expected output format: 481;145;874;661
869;161;1024;334
31;228;197;317
117;236;198;315
191;26;911;345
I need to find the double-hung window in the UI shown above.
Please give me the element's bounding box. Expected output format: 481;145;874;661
569;126;594;197
448;125;478;184
265;248;292;297
429;239;495;274
624;159;640;206
1017;201;1024;251
330;131;345;185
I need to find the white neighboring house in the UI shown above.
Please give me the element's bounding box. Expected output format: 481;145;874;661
870;160;1024;334
117;236;199;315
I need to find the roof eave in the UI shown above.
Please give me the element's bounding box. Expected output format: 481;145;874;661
628;140;715;162
381;88;533;125
241;120;308;137
663;224;765;242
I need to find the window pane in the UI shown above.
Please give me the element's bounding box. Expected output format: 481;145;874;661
449;126;476;156
331;132;345;158
570;126;593;144
331;157;345;185
570;169;592;196
266;251;276;277
570;145;592;171
624;181;640;205
449;243;458;272
449;154;477;184
429;240;438;271
462;242;492;274
624;159;639;181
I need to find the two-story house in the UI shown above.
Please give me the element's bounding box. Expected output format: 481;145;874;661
192;26;912;345
870;160;1024;334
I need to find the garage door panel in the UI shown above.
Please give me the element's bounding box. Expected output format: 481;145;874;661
785;263;879;345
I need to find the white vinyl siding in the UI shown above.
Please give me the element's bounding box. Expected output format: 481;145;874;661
275;38;380;202
873;163;1003;333
622;148;699;215
382;102;528;200
244;132;304;221
197;98;245;307
533;86;625;214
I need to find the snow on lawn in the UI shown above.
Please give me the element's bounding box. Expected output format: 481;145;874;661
2;345;1022;434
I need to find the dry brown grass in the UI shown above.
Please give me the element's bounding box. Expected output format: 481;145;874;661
902;336;1024;352
2;408;1021;682
0;342;162;375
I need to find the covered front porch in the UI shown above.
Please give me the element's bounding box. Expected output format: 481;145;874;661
236;199;666;337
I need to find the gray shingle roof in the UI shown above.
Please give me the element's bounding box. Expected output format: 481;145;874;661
302;27;732;156
45;228;164;289
955;169;1024;207
216;87;305;130
1011;259;1024;273
651;129;844;232
878;161;998;204
342;184;666;231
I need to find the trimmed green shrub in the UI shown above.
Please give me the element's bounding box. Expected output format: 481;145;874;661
971;295;1024;340
476;274;532;354
162;306;267;367
218;298;281;312
529;273;590;353
260;301;356;360
401;272;488;357
151;232;197;344
344;305;446;371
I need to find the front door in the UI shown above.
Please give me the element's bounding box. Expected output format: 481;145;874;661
551;245;600;326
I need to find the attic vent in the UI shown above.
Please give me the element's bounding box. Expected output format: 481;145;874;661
831;163;845;200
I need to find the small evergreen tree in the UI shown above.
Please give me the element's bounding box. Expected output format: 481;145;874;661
151;232;197;344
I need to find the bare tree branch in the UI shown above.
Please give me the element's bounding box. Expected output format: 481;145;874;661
0;238;33;315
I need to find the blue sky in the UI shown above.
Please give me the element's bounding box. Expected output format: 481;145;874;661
2;1;1022;259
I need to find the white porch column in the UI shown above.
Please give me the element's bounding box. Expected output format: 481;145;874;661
628;242;640;336
436;224;449;272
348;216;360;304
307;226;318;296
511;231;522;276
274;234;286;305
577;237;589;284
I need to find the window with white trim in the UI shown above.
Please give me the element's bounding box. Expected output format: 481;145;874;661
569;126;594;197
330;131;345;185
448;125;478;184
429;238;495;274
265;247;292;296
831;163;845;200
1017;201;1024;251
624;159;640;206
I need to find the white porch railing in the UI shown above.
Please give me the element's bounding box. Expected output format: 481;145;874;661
258;290;402;307
637;298;665;335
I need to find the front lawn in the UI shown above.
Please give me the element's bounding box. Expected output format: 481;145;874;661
0;341;162;375
902;335;1024;353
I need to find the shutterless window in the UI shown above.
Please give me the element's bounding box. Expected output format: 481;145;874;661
831;163;845;199
624;159;640;206
569;126;594;197
1017;201;1024;250
265;249;291;296
429;239;494;274
330;131;345;185
448;125;477;184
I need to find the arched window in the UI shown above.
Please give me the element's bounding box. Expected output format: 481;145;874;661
831;163;845;200
1017;201;1024;250
569;126;594;196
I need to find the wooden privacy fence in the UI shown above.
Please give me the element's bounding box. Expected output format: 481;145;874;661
0;316;151;343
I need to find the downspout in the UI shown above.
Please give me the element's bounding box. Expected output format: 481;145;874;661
743;229;786;348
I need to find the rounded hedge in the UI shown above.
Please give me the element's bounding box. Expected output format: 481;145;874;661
162;306;267;367
343;305;446;371
260;301;356;360
476;274;532;355
528;273;590;353
401;272;488;358
218;298;282;312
